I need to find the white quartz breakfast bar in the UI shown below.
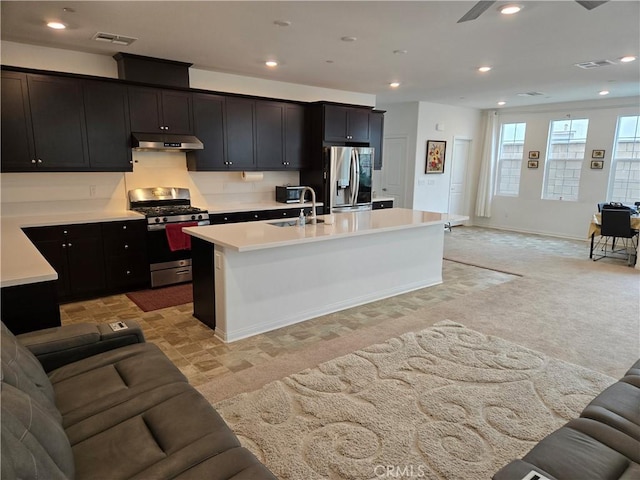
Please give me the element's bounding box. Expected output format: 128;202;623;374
184;208;466;343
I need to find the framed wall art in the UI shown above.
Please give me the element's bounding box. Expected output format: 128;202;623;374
527;160;539;169
592;149;605;159
590;160;604;169
528;151;540;159
426;140;446;174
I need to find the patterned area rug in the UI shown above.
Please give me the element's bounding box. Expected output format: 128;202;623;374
125;283;192;312
215;321;615;480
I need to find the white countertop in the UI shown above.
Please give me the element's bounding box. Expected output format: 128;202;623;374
185;209;466;252
205;200;321;213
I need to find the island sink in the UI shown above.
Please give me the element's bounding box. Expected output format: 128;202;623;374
269;219;324;227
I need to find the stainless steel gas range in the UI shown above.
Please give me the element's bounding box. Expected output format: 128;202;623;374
128;187;209;288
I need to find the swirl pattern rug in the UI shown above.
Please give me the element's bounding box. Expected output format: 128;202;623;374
214;321;614;479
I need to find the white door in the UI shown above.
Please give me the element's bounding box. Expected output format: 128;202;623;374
448;138;471;222
380;136;408;208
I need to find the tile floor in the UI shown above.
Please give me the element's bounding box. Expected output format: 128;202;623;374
60;230;517;386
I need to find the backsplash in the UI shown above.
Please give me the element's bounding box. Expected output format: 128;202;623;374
0;152;299;217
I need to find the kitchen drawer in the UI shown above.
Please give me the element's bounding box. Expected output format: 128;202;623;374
372;200;394;210
102;238;146;256
24;223;102;242
105;255;149;290
102;220;147;238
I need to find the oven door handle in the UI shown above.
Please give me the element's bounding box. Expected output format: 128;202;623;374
148;220;210;231
175;269;191;275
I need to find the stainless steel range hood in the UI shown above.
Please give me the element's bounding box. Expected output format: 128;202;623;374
131;133;204;152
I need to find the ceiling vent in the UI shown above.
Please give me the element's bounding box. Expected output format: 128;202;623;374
92;32;137;46
517;92;545;97
575;59;616;69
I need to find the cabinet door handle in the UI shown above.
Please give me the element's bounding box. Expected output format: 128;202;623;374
124;244;129;249
122;225;127;230
67;243;72;247
63;230;68;234
62;243;66;248
126;270;131;275
31;159;36;164
37;159;43;164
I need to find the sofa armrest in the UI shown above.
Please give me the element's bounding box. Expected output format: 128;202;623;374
493;459;557;480
17;320;145;372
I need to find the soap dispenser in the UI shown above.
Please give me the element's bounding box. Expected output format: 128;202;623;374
298;209;306;227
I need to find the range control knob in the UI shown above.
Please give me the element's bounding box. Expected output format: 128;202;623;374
197;214;203;220
154;218;161;223
162;217;168;223
191;215;196;220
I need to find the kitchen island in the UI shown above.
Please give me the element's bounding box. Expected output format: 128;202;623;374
184;208;466;342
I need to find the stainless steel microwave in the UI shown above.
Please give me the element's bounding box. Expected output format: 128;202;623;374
276;186;305;203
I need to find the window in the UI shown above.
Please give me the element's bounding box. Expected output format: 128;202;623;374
609;115;640;203
542;118;589;201
495;122;526;196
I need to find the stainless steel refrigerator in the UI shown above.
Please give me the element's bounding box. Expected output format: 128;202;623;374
302;146;374;214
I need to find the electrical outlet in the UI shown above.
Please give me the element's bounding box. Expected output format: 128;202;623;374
417;179;426;186
89;185;97;197
427;179;435;186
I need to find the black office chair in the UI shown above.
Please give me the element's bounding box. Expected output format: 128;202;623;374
593;206;639;265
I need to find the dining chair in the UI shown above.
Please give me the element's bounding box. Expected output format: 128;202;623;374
593;206;639;265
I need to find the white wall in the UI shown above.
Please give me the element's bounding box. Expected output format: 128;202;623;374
378;101;482;214
474;98;640;239
0;41;374;215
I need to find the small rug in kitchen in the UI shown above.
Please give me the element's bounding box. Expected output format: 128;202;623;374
126;283;193;312
213;320;615;480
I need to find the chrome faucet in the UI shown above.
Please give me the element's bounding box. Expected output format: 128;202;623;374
298;186;317;224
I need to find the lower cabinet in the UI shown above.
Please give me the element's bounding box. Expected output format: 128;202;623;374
24;220;149;304
102;220;149;292
1;281;61;334
209;206;322;225
24;223;106;302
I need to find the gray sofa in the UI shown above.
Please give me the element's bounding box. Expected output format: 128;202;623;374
0;320;277;479
493;359;640;480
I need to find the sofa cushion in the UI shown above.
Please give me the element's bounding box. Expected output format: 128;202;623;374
519;418;639;479
170;447;278;480
581;378;640;442
1;322;59;422
49;342;188;428
71;387;246;479
1;382;74;479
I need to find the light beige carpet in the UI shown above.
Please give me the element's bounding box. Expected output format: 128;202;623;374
215;320;615;480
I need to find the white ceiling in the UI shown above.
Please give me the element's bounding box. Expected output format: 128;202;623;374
1;1;639;109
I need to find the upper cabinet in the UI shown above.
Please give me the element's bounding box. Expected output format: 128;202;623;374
323;104;371;143
370;110;385;170
1;71;132;172
188;96;307;171
1;72;89;171
83;80;132;171
128;86;193;134
186;92;226;171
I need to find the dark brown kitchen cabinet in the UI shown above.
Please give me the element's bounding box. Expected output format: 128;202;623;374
24;224;105;302
0;72;89;171
186;93;226;171
83;80;133;171
370;110;385;170
323;104;370;143
101;221;149;291
224;97;256;170
1;71;35;171
128;86;193;134
255;101;306;169
372;200;394;210
1;281;61;335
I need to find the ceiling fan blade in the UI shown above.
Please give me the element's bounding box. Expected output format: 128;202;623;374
575;1;608;10
457;1;497;23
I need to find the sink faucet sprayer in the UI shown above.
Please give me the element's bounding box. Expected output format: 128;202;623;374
298;186;317;224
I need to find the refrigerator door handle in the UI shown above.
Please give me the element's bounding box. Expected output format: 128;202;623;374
350;149;357;205
353;149;361;205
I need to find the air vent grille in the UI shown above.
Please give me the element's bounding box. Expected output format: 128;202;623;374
575;59;616;69
92;32;137;46
517;92;545;97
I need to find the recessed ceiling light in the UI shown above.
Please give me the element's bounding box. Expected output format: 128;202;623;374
389;82;400;88
620;56;637;63
498;101;507;106
265;61;278;67
341;36;357;42
478;66;492;73
273;20;291;27
599;90;610;96
498;4;522;15
47;21;66;29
